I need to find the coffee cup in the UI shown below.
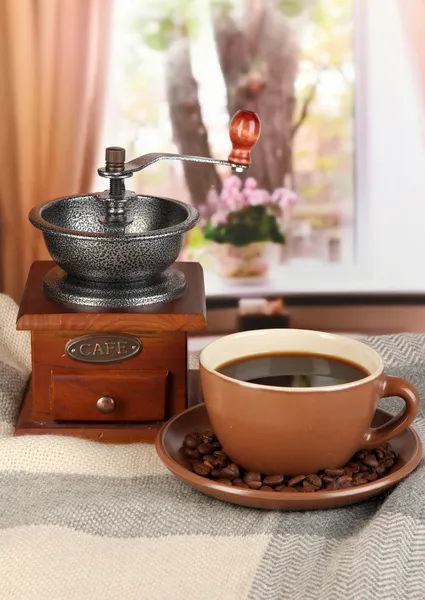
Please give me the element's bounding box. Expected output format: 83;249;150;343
199;329;420;476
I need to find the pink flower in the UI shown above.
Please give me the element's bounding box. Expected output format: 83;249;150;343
271;187;297;207
222;175;242;192
221;187;243;212
241;188;252;205
211;210;228;227
244;177;258;190
248;189;269;206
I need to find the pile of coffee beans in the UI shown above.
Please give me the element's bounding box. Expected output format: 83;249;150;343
181;429;397;492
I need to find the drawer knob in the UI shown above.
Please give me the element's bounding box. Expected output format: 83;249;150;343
96;396;115;414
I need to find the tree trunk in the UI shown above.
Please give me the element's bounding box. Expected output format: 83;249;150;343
165;36;221;208
212;0;299;191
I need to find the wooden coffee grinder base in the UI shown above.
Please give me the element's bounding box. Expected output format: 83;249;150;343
15;261;206;443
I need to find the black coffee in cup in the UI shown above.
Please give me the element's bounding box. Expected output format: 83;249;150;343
217;352;369;388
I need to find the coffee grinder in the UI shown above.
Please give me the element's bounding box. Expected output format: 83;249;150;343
15;110;260;442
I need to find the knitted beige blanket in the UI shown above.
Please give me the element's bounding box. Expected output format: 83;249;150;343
0;295;424;600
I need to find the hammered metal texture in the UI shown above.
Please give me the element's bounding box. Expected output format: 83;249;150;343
43;266;187;307
29;193;198;307
30;195;198;281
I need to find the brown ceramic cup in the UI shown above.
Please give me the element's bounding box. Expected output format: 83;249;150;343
199;329;420;476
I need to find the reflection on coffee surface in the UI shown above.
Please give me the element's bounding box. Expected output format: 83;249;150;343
216;352;369;388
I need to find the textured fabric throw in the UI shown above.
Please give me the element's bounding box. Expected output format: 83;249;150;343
0;295;424;599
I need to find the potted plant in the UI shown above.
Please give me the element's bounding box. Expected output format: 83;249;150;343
201;175;296;281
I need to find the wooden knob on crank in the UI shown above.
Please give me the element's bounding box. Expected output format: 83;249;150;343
228;110;261;167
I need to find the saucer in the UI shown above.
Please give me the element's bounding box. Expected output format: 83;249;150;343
155;403;423;511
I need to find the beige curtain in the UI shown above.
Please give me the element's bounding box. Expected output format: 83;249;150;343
398;0;425;134
0;0;112;301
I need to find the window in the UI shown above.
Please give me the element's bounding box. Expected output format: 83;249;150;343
99;0;425;295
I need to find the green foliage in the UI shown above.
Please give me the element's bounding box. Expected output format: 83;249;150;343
302;183;326;200
278;0;306;17
315;154;339;171
135;18;176;51
132;0;200;51
302;0;353;68
210;0;233;14
187;226;206;248
204;206;285;247
286;0;354;204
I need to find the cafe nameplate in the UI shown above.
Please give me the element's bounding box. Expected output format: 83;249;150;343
65;334;142;364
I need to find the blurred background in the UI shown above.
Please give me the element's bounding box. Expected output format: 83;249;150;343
1;0;425;347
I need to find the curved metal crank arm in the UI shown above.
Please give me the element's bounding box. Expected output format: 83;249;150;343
98;152;247;178
97;110;261;181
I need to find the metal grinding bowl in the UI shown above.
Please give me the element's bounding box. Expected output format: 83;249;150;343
29;194;199;307
29;110;260;307
30;193;199;282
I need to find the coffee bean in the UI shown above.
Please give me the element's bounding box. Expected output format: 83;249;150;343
353;476;368;486
213;450;228;460
201;430;215;443
184;447;201;460
336;475;353;488
306;474;322;488
202;454;216;469
324;468;344;477
247;480;263;490
263;475;284;487
376;463;386;476
216;478;233;487
228;463;240;477
303;481;319;492
325;481;338;490
362;454;379;468
347;462;361;474
243;472;262;485
184;434;199;449
192;461;211;476
219;469;234;480
220;464;240;480
198;442;213;456
180;429;397;495
288;475;306;487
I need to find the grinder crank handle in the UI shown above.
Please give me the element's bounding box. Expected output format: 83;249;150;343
98;110;261;179
227;110;261;167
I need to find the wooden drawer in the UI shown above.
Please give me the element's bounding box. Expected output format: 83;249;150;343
51;369;168;423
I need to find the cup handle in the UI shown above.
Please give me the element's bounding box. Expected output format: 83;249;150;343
363;375;420;449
